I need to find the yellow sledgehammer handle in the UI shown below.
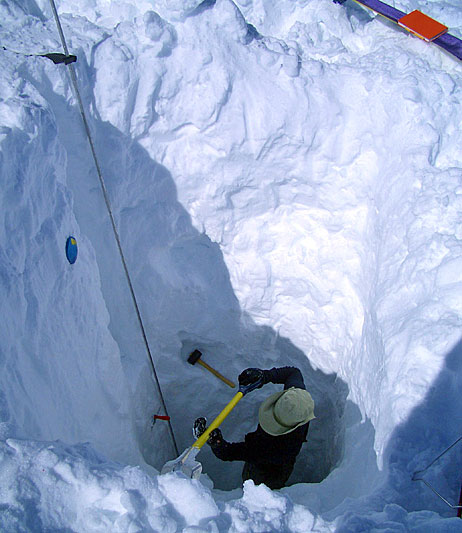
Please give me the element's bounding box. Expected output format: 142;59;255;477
192;391;244;450
197;359;236;388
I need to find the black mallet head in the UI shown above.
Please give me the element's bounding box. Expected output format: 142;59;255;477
187;349;202;365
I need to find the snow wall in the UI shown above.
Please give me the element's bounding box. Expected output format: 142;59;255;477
1;0;462;531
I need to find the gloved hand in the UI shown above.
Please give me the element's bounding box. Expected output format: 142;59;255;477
207;428;223;448
238;368;265;388
193;418;224;448
193;417;207;440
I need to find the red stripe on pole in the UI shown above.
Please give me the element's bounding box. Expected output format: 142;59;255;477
154;415;171;421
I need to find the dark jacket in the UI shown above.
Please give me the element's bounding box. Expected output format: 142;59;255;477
211;367;309;488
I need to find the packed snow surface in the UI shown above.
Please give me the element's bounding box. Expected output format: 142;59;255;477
1;0;462;531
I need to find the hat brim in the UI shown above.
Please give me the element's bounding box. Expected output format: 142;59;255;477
258;388;315;436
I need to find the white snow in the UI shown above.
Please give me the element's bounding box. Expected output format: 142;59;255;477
1;0;462;531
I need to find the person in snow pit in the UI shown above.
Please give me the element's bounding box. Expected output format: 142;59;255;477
194;366;315;490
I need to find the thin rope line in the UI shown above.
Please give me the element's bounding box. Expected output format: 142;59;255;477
48;0;179;457
413;436;462;479
412;436;462;510
2;45;35;57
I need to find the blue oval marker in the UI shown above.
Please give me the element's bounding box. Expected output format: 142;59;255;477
66;236;78;264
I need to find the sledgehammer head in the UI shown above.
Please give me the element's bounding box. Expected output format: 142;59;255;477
186;349;236;388
188;349;202;365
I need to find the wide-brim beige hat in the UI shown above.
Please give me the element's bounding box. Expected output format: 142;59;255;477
259;387;315;436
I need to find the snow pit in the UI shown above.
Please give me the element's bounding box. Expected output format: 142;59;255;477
177;337;349;490
1;0;462;531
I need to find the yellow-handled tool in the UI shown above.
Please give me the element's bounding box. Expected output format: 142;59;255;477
192;391;243;450
161;379;262;478
187;349;235;388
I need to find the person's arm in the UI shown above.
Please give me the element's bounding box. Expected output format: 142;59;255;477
263;366;305;390
204;428;254;463
210;440;253;462
238;366;305;391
